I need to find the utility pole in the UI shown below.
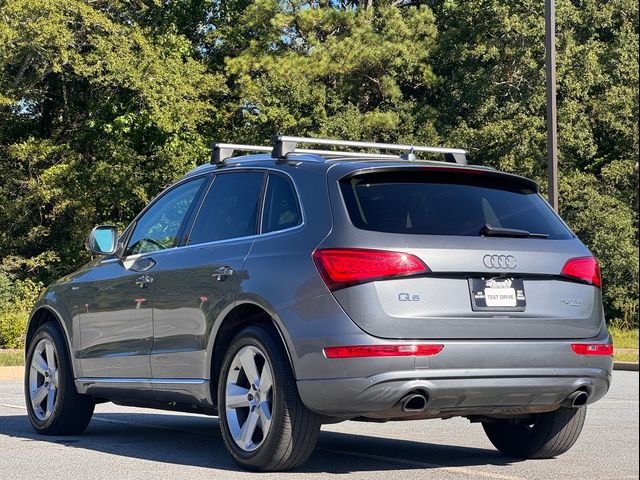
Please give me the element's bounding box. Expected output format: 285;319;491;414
545;0;559;210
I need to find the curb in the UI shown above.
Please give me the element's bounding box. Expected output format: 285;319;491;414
0;365;24;380
613;362;639;372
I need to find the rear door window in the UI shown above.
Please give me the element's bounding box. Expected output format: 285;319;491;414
188;172;265;245
339;169;572;239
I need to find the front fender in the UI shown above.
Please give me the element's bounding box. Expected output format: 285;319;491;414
27;289;82;378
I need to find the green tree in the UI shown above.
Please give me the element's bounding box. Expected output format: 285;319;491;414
0;0;223;281
207;0;441;145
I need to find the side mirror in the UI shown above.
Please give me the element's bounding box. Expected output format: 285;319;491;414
86;225;119;255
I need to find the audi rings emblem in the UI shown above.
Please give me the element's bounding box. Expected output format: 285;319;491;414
483;254;517;269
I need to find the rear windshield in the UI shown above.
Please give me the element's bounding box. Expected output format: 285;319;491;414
339;170;572;239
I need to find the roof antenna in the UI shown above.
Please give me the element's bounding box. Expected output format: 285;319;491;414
400;147;416;161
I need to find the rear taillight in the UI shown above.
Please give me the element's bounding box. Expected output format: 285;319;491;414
324;344;444;358
312;248;429;291
571;344;613;356
561;256;602;287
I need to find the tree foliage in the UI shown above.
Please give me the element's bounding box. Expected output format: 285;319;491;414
0;0;223;281
0;0;638;325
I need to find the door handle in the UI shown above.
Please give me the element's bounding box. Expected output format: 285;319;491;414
213;266;234;282
135;275;154;288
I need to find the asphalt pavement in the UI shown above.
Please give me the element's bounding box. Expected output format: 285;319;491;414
1;371;637;480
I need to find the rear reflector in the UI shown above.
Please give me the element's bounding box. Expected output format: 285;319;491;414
571;344;613;356
323;344;444;358
561;256;602;287
312;248;428;291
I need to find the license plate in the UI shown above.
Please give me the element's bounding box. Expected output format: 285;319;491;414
469;277;526;312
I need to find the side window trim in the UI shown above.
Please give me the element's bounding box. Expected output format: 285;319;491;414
256;171;269;236
257;174;270;235
122;173;211;257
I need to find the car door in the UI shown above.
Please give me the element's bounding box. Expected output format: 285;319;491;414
150;171;266;384
77;175;208;378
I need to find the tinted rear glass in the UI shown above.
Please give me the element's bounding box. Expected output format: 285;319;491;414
339;170;572;239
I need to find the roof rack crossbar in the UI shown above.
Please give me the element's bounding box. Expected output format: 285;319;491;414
211;143;400;164
271;135;467;165
212;137;468;165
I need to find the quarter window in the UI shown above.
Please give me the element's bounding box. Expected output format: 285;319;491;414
262;174;301;233
188;172;264;245
125;177;206;256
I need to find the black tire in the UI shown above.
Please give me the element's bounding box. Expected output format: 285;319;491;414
483;406;587;459
217;324;321;471
24;322;95;435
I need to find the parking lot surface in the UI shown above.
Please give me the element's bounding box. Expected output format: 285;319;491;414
1;370;637;480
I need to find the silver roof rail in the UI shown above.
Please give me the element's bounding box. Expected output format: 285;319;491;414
211;137;468;165
271;135;467;165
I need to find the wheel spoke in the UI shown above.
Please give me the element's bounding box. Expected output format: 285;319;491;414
45;386;57;417
226;384;250;408
32;352;48;375
259;361;273;395
239;411;259;449
45;341;57;371
239;348;260;385
258;402;272;433
31;385;48;408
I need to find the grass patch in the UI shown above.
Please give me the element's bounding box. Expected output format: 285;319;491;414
0;350;24;366
610;326;639;350
615;351;639;363
610;327;639;363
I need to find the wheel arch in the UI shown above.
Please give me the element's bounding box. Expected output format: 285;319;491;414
26;306;77;377
208;302;295;398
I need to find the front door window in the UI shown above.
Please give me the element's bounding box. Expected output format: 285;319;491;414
125;177;206;256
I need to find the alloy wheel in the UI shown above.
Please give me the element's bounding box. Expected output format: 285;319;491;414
29;338;59;421
224;345;274;452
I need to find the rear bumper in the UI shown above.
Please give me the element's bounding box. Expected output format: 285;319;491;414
297;366;611;418
278;291;613;419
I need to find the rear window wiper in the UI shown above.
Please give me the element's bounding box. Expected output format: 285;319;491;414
480;223;549;239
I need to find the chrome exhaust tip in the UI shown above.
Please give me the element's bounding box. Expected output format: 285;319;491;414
401;393;428;412
563;390;589;408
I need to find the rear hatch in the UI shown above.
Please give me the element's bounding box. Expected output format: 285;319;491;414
319;165;603;339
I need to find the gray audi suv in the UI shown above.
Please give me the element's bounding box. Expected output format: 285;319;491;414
24;136;613;471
